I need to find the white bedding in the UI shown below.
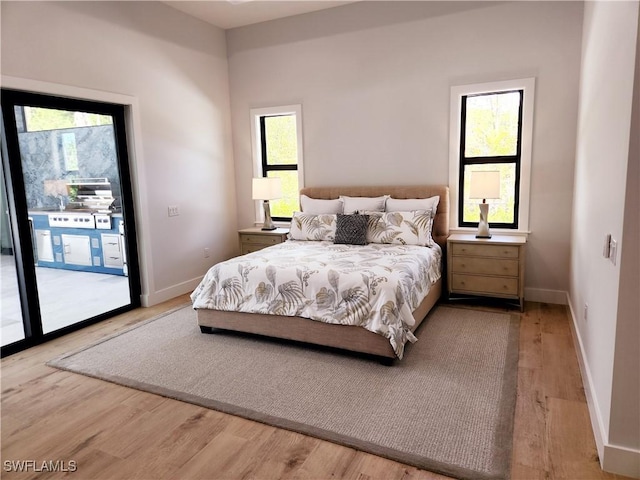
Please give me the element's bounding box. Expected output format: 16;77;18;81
191;240;442;358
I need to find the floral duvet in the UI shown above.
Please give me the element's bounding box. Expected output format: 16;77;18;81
190;240;442;358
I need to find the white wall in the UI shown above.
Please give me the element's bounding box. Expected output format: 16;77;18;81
610;2;640;451
570;1;639;476
1;1;237;305
226;1;583;299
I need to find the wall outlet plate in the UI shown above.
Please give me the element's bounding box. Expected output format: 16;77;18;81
168;205;180;217
609;239;617;265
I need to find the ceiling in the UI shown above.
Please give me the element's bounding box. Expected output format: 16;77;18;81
163;1;358;30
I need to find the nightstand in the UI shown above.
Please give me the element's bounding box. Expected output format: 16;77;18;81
239;227;289;255
447;233;526;311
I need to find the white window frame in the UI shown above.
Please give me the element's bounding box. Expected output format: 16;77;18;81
250;104;304;225
448;78;535;235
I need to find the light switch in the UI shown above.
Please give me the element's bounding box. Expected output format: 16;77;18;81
603;234;611;258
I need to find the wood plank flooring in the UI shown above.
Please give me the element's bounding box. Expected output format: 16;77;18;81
0;297;628;480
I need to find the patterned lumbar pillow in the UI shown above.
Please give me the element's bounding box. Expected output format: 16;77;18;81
289;212;337;241
334;213;369;245
367;210;435;246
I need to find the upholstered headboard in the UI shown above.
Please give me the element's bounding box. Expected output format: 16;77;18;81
299;185;450;251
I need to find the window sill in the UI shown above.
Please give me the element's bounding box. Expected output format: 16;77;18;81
449;227;530;239
253;221;291;229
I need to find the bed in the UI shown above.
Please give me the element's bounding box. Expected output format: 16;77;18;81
192;185;449;362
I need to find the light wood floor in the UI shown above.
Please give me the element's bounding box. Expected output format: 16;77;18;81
0;296;630;480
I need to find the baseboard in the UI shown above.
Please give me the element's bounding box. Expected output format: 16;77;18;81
602;444;640;478
567;297;640;479
524;287;568;304
567;299;607;458
140;276;203;307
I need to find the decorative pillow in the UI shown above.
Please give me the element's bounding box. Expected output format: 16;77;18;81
334;213;369;245
300;195;344;214
289;212;337;241
367;210;435;247
385;196;440;215
340;195;389;214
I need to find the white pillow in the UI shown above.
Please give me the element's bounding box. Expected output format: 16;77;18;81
385;196;440;215
300;195;343;214
340;195;389;214
289;212;337;241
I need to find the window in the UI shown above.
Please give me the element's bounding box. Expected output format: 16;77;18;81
19;106;112;132
250;105;304;223
449;78;535;232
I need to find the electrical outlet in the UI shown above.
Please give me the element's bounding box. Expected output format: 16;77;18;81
609;239;617;265
168;205;180;217
584;303;588;322
204;247;210;258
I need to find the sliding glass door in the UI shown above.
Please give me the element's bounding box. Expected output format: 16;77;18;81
1;89;140;355
0;158;25;346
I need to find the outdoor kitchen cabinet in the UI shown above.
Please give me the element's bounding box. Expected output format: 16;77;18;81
29;212;126;276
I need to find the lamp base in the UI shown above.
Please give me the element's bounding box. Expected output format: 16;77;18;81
476;202;492;239
261;200;276;231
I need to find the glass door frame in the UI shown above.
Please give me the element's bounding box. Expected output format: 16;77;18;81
1;89;141;357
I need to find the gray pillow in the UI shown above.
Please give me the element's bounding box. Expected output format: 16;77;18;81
385;196;439;215
334;213;369;245
340;195;388;214
300;195;344;214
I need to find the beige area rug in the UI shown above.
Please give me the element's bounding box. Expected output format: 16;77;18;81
48;305;519;480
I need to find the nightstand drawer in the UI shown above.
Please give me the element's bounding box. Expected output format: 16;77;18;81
241;234;283;246
452;274;519;296
452;257;519;277
238;228;289;255
242;245;267;255
451;243;519;259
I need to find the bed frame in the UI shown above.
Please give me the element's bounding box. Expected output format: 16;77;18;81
197;185;449;361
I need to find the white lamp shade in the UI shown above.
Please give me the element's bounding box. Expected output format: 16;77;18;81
252;177;282;200
469;171;501;200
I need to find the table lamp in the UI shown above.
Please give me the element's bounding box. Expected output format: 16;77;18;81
252;177;282;231
469;171;501;239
